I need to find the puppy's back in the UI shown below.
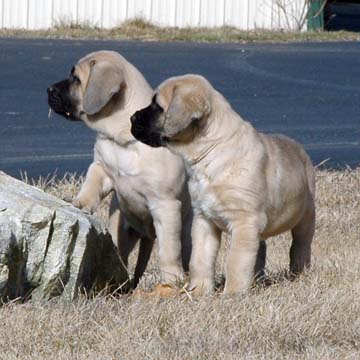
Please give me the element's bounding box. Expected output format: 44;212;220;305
268;134;315;195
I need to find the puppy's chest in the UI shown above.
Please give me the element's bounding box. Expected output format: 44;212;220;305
96;141;151;219
97;141;139;178
189;173;228;230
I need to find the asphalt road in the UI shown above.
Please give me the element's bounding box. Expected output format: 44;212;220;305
0;38;359;179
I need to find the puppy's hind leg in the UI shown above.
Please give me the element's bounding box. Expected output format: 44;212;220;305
254;240;267;282
133;236;154;289
109;200;154;291
113;214;141;292
108;194;122;248
180;206;193;273
289;206;315;276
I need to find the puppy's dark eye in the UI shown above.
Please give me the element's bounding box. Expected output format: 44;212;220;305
152;102;163;112
70;74;81;84
69;67;81;84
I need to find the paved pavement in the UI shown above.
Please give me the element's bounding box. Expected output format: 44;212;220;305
0;38;359;179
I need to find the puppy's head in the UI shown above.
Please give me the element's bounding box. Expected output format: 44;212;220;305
47;51;125;122
131;75;211;147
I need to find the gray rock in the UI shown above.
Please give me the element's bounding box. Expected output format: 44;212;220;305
0;171;128;302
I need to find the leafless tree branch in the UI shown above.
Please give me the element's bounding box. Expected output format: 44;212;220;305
274;0;327;31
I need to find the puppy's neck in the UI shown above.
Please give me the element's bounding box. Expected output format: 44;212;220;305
168;97;254;174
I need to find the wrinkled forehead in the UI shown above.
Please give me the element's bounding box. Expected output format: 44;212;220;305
69;61;89;84
155;76;205;110
78;50;118;64
76;52;97;68
73;52;117;81
76;51;122;71
71;54;93;77
154;79;176;111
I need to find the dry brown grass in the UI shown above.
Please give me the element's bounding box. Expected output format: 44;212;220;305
0;168;359;359
1;18;360;43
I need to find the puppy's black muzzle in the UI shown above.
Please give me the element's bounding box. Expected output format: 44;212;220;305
47;79;79;121
130;106;163;148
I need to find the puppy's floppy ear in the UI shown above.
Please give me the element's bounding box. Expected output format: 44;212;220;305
83;60;124;115
164;85;211;137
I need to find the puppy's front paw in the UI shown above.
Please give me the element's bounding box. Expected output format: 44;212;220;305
71;197;82;209
187;278;214;296
71;197;93;214
63;195;74;204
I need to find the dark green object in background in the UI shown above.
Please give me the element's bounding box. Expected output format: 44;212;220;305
307;0;325;30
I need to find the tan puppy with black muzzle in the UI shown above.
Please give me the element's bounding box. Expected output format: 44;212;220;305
48;51;191;293
131;74;316;295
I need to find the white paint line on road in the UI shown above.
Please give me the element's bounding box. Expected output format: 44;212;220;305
0;153;92;164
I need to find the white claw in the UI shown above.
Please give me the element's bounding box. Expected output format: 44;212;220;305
48;108;52;118
66;112;70;117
